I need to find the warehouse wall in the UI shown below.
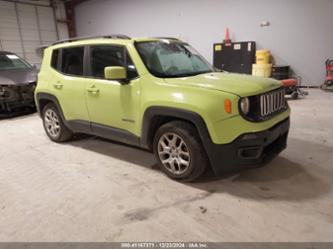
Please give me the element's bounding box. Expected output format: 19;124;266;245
0;0;58;65
75;0;333;86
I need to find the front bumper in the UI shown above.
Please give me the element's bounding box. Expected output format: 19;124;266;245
205;117;290;175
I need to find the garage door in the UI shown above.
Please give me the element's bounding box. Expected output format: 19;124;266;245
0;0;58;66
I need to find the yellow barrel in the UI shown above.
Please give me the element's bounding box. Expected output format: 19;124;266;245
256;49;271;64
252;64;272;78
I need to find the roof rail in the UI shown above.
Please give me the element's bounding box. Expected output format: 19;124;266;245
51;34;131;46
154;37;180;41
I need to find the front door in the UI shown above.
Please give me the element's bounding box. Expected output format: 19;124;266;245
85;45;141;138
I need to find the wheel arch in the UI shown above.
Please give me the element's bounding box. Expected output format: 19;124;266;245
141;106;213;151
35;92;65;121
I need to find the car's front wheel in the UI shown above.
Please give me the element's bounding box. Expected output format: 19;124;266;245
153;121;209;182
42;103;73;142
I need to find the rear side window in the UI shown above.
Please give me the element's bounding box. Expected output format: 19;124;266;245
60;47;84;76
90;45;138;79
50;49;59;70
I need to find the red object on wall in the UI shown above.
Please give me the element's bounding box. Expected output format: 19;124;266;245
326;59;333;80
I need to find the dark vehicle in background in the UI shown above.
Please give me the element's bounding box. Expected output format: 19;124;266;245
0;51;37;117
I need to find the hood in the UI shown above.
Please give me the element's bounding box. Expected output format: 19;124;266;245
163;72;282;97
0;68;37;86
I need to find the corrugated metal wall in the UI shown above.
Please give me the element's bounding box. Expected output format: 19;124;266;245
0;0;58;65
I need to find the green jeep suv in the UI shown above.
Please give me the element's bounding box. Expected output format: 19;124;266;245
35;35;290;181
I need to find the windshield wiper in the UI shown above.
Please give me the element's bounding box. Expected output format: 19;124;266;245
182;70;214;77
161;71;213;78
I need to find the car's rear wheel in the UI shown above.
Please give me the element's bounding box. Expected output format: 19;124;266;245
290;91;298;100
42;103;73;142
153;121;209;182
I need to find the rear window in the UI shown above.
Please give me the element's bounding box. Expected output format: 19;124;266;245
61;47;84;76
50;49;59;70
51;47;84;76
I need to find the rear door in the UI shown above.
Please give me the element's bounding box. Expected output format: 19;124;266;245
49;46;90;124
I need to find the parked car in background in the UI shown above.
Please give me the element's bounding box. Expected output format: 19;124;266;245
0;51;37;117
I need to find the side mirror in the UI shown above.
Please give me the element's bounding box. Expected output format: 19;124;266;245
104;66;127;82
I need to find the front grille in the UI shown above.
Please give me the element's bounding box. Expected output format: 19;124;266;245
260;88;286;118
241;88;287;122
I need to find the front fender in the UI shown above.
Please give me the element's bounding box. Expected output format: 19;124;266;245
138;75;240;144
141;106;212;149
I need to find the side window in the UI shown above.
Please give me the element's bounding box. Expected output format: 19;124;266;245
90;46;138;80
60;47;84;76
50;49;59;70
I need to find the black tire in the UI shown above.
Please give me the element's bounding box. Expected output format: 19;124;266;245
290;91;298;100
42;103;73;142
153;121;209;182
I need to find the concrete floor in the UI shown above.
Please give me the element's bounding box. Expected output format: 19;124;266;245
0;89;332;242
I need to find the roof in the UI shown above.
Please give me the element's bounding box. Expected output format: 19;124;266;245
49;35;181;49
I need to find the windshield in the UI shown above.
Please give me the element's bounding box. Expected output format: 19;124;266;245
0;53;32;70
135;41;214;78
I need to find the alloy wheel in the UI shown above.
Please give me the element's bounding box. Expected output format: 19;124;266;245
44;109;61;138
157;132;191;175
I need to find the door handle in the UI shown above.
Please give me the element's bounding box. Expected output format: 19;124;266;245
87;85;100;94
53;81;63;89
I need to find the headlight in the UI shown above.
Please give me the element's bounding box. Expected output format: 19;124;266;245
240;97;250;115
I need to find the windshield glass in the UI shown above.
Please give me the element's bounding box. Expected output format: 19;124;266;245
0;54;32;70
135;40;214;78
